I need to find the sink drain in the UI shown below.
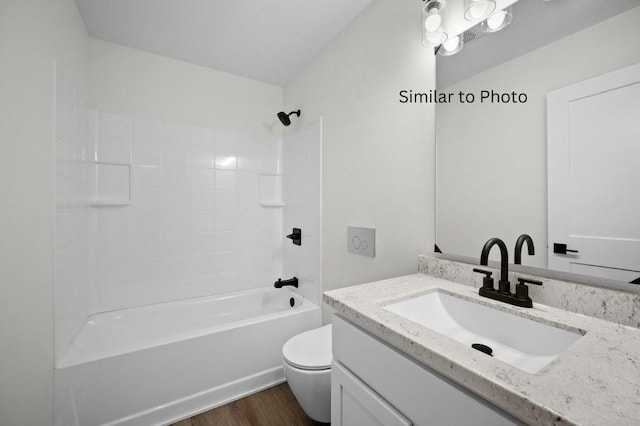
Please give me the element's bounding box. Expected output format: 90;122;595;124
471;343;493;357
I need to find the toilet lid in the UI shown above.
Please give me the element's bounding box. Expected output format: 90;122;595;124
282;325;332;371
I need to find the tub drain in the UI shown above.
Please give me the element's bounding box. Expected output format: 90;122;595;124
471;343;493;357
289;297;295;307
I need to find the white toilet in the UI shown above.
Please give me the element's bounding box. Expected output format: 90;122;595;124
282;324;332;423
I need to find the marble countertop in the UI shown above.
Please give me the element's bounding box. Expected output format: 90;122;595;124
324;274;640;426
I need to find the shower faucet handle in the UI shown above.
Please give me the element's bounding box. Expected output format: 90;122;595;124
286;228;302;246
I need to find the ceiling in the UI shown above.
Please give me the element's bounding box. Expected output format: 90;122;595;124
75;0;373;87
437;0;640;88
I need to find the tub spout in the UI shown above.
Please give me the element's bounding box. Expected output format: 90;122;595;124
274;277;298;288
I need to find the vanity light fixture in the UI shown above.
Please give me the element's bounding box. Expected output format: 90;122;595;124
481;6;513;33
423;0;448;46
464;0;497;22
438;34;464;56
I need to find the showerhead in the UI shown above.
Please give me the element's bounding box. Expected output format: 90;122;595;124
277;109;301;126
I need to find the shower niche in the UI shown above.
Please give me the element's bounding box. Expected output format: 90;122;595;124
259;174;285;207
89;162;131;206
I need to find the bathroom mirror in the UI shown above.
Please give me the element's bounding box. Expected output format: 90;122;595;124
435;0;640;287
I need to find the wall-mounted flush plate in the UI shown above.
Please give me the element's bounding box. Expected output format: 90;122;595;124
347;226;375;257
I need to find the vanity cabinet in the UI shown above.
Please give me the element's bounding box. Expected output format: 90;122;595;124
331;315;524;426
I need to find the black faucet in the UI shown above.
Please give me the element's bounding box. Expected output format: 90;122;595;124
480;238;510;293
514;234;535;265
474;237;541;308
274;277;298;288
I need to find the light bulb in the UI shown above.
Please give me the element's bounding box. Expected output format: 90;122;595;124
481;6;512;33
464;0;496;21
438;34;463;56
424;9;442;32
442;35;460;52
486;11;505;29
425;30;447;46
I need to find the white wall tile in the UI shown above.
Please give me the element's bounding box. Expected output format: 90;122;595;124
99;237;130;262
190;189;215;211
163;211;192;234
162;144;189;167
259;175;282;202
132;141;162;166
133;117;162;143
215;129;237;170
236;191;258;211
215;170;237;191
190;168;215;189
215;232;239;253
189;146;214;169
162;122;189;146
259;136;281;174
189;125;214;147
132;188;164;211
215;191;236;210
97;112;132;164
162;189;190;211
215;211;239;232
191;211;216;233
237;133;259;172
132;165;162;189
130;211;163;235
129;235;164;260
237;171;259;192
162;166;190;189
93;163;130;200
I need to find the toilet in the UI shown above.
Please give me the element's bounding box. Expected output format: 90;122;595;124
282;324;332;423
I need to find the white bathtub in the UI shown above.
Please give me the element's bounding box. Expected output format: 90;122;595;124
54;287;321;426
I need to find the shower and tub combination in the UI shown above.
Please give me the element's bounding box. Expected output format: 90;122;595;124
54;73;323;426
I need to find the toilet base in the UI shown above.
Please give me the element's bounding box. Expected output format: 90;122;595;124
283;360;331;423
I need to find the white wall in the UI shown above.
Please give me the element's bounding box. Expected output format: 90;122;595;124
0;0;89;424
284;0;436;321
436;6;640;266
89;39;283;137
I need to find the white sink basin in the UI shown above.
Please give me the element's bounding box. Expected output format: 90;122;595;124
383;290;583;374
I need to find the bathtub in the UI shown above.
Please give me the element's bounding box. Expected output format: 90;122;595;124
54;287;321;426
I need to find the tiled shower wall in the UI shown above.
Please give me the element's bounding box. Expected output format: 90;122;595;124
54;70;92;361
54;77;322;361
91;112;283;313
282;120;322;306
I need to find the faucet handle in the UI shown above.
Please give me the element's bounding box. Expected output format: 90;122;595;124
515;277;542;301
473;268;495;290
517;277;543;286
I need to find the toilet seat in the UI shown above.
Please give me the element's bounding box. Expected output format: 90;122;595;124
282;324;332;371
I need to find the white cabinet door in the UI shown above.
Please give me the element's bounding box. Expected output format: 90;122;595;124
547;62;640;283
332;361;412;426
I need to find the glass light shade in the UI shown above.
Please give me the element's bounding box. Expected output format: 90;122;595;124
481;7;513;33
439;34;463;56
424;30;448;46
464;0;497;21
424;10;442;33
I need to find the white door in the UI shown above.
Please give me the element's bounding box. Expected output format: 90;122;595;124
547;62;640;283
